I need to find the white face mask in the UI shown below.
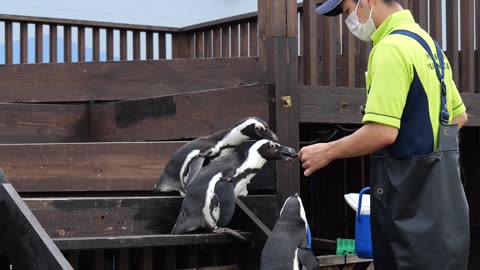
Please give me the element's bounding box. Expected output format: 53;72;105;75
345;0;376;42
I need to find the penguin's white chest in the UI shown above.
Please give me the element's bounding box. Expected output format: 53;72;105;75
203;173;222;228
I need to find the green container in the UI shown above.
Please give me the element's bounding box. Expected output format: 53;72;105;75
336;238;356;256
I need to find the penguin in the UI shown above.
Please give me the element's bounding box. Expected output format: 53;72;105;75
171;139;297;239
260;194;320;270
154;117;278;195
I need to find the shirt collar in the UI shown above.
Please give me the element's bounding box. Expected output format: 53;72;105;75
371;10;415;45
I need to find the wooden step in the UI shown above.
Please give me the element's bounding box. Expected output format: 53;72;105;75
53;233;253;251
24;195;277;239
0;142;275;193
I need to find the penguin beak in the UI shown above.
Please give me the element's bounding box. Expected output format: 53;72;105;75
263;129;279;142
277;145;298;161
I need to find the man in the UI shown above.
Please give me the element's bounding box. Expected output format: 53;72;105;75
298;0;470;269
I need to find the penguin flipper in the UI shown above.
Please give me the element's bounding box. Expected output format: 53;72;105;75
297;248;320;270
171;208;198;235
184;156;206;189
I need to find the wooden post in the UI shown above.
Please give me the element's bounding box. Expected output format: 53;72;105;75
259;0;300;206
460;0;475;93
303;0;317;85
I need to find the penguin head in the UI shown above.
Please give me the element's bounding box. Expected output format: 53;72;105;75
233;117;278;142
279;194;311;249
253;139;297;161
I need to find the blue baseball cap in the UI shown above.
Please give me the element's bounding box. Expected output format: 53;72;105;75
315;0;344;17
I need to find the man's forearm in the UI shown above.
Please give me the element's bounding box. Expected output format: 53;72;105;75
328;123;398;160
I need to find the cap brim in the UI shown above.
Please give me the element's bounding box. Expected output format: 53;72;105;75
315;0;343;17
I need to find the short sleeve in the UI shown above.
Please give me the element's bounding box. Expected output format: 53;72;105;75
362;42;412;129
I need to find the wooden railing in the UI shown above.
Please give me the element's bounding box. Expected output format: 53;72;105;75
1;0;479;93
0;14;178;64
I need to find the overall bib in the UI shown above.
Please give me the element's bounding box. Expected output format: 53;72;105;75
370;30;470;270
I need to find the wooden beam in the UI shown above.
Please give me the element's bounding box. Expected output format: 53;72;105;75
0;58;267;102
298;86;480;127
303;0;317;85
460;0;475;93
0;142;275;192
24;195;275;238
317;254;372;267
0;103;88;143
0;174;72;269
89;85;274;141
268;38;300;205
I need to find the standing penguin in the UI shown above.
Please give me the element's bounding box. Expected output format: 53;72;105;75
154;117;278;195
261;194;320;270
171;139;297;238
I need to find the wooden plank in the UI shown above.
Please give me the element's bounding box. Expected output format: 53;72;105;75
64;26;72;63
195;32;204;58
117;249;129;270
249;21;258;57
411;0;428;30
446;0;459;85
158;32;166;59
49;24;58;63
268;38;300;205
0;103;88;143
0;142;181;192
460;0;475;93
266;0;287;37
26;195;275;239
303;0;317;85
478;0;480;93
213;28;221;58
120;29;127;60
133;30;141;60
136;248;153;270
231;25;239;57
205;30;213;58
317;254;372;267
172;32;194;59
0;14;179;33
343;17;355;88
146;31;154;60
257;0;267;65
107;28;114;61
240;23;249;57
230;198;272;251
286;0;298;38
299;86;480;126
221;27;230;58
0;142;276;192
20;23;28;64
0;182;73;269
92;27;100;61
0;58;267;102
5;21;13;64
78;26;85;62
178;265;241;270
35;24;43;63
63;25;72;63
89;84;273;141
95;250;105;270
430;0;442;44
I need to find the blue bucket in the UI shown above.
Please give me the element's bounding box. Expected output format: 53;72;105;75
355;187;373;259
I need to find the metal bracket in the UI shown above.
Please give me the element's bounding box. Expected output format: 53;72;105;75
281;96;292;108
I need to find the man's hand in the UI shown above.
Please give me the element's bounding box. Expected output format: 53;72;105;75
298;143;334;177
298;123;398;177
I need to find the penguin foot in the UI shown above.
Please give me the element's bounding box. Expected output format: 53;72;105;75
213;227;246;241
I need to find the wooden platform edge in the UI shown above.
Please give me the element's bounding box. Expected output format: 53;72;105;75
0;170;72;269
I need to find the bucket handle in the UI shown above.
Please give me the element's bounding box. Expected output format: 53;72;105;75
357;187;370;222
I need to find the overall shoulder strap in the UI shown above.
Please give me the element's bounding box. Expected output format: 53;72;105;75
389;30;449;124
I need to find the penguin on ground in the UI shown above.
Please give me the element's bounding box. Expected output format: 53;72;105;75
260;194;320;270
154;117;278;195
170;139;297;239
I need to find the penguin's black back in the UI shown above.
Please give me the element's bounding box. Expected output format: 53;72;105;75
155;129;230;192
261;217;306;270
